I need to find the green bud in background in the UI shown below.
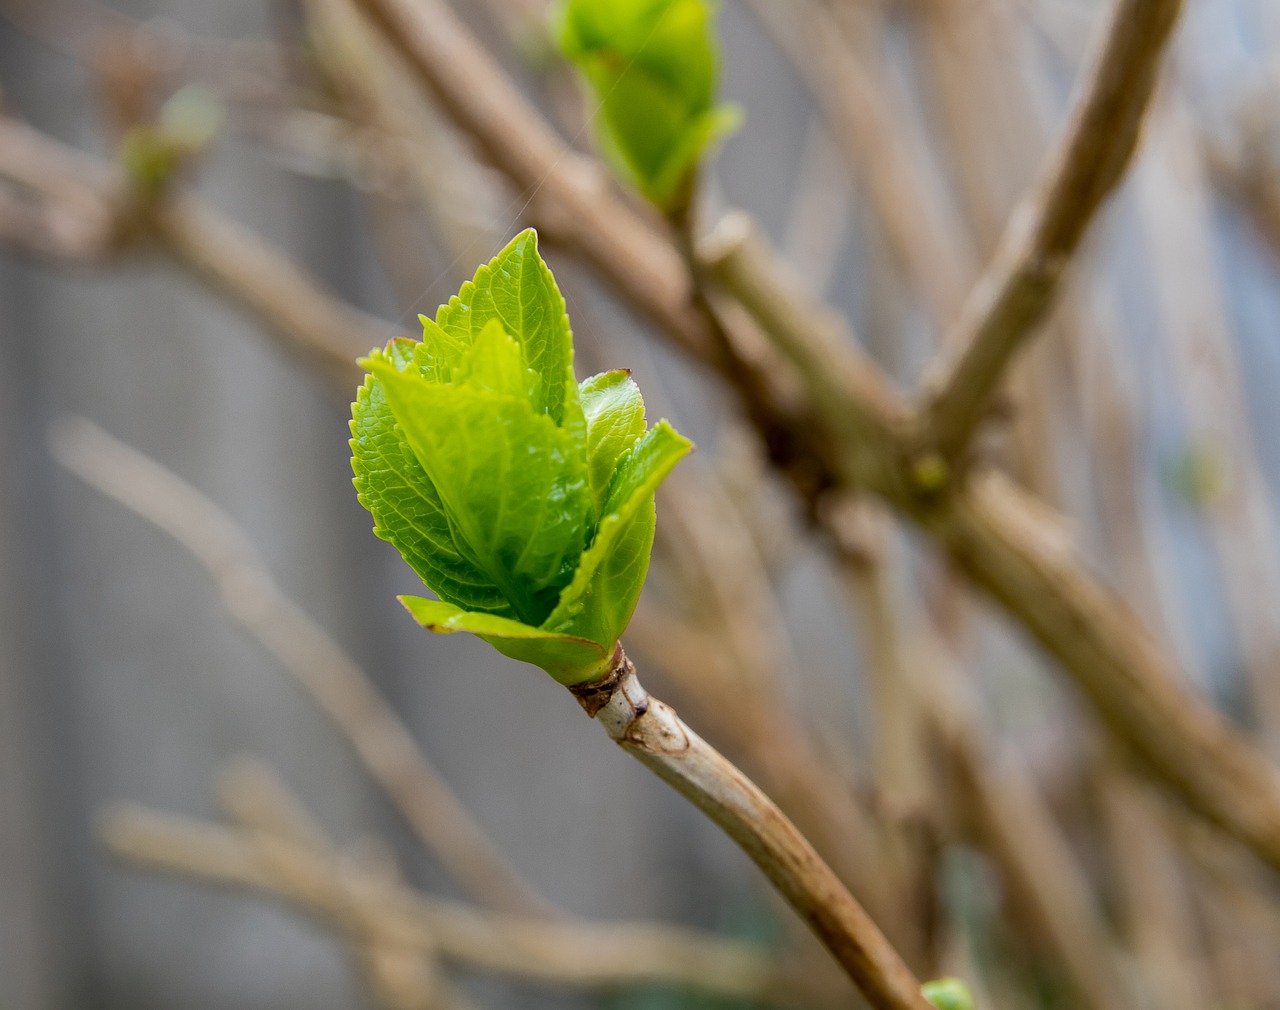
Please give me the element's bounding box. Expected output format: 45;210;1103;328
351;230;692;685
553;0;740;212
922;977;975;1010
119;86;223;201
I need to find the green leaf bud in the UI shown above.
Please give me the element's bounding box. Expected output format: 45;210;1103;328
553;0;740;211
350;230;692;684
922;977;975;1010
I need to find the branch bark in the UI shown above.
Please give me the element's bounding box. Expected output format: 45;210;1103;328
0;116;383;383
49;416;555;919
103;806;847;1009
573;652;934;1010
230;0;1280;882
701;220;1280;875
919;0;1185;460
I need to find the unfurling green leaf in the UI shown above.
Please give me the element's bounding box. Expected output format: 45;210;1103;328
553;0;740;211
351;229;692;685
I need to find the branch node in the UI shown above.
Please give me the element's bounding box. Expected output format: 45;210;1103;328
568;643;634;718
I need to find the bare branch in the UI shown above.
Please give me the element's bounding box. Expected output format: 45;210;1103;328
920;472;1280;871
151;198;384;381
920;0;1185;460
102;806;847;1009
0;116;385;382
580;654;933;1010
742;0;974;326
49;416;555;919
701;218;1280;876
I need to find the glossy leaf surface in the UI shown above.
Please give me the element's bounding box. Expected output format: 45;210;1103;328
555;0;738;209
351;229;691;683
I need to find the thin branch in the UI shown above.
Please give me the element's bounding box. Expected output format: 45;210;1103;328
921;472;1280;871
0;116;384;382
216;759;460;1010
102;806;846;1009
0;188;117;263
576;653;934;1010
16;0;1280;928
742;0;974;327
696;212;907;463
1133;96;1280;742
48;415;555;919
831;506;1131;1010
151;198;382;381
919;0;1185;460
626;599;905;944
347;0;719;364
701;218;1280;876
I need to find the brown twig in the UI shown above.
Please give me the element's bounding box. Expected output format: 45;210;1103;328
150;198;382;381
48;415;555;919
919;472;1280;867
699;218;1280;874
1132;96;1280;743
13;0;1280;957
0;115;383;382
216;759;461;1010
919;0;1185;461
348;0;718;363
831;503;1132;1010
102;805;847;1009
580;652;934;1010
742;0;974;328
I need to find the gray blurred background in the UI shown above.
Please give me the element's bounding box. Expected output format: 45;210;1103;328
4;0;1280;1007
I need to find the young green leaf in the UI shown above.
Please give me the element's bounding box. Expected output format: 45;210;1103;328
351;339;513;617
400;596;609;685
366;358;593;626
544;420;693;648
554;0;739;210
351;228;692;684
434;229;583;440
580;369;647;514
921;978;975;1010
452;318;541;402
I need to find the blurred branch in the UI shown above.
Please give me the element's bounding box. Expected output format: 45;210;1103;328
1097;758;1209;1010
919;0;1184;462
831;508;1132;1010
216;759;472;1010
0;115;123;259
12;0;1280;943
1204;88;1280;258
48;415;555;919
698;216;1280;877
150;197;382;380
102;802;848;1009
0;115;382;382
238;0;1280;883
743;0;974;326
634;468;925;967
347;0;720;363
1134;97;1280;742
0;187;117;262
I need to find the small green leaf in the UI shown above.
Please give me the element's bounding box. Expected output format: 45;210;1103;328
350;340;512;617
922;978;975;1010
401;596;610;685
580;370;647;514
545;420;693;647
555;0;737;210
453;319;540;402
352;229;693;684
434;229;583;441
367;359;593;626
